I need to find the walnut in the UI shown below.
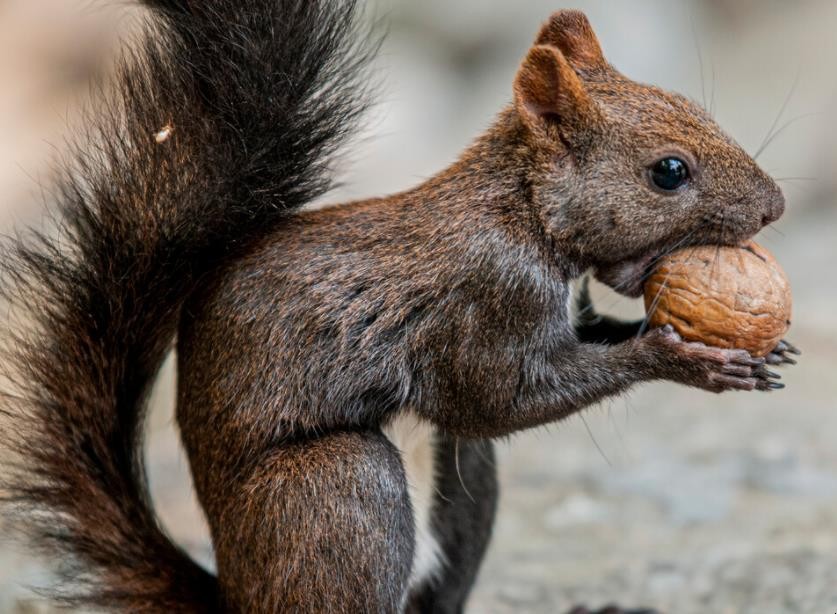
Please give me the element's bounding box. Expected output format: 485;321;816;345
644;242;792;357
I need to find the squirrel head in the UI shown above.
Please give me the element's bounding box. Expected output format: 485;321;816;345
512;10;785;296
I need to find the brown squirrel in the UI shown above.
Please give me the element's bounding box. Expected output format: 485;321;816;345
0;1;798;613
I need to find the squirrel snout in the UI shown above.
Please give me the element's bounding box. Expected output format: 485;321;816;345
761;190;785;226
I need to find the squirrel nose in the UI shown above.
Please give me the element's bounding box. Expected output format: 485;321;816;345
761;190;785;226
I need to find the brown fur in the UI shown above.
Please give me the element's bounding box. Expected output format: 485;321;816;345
2;6;794;613
178;12;788;611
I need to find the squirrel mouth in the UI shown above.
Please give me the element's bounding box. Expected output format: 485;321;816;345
594;240;752;298
593;252;660;298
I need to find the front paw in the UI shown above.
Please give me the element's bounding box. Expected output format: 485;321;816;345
642;325;783;393
765;339;801;366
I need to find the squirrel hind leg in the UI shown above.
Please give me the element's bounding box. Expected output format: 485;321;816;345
208;429;414;612
404;435;498;614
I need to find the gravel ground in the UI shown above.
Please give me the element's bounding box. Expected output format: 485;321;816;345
1;1;836;613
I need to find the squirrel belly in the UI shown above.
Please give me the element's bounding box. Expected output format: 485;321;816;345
382;412;445;590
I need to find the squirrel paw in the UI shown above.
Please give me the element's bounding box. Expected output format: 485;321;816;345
567;606;661;614
764;339;801;366
642;325;783;393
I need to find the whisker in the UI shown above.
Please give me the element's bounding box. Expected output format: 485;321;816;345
776;182;814;196
710;212;726;282
691;17;708;111
755;112;823;161
711;242;721;282
709;59;717;118
637;244;704;338
604;227;703;296
580;413;612;468
453;437;475;503
575;221;712;320
754;68;801;161
606;400;627;453
637;274;668;338
767;223;785;237
758;232;777;245
774;176;817;183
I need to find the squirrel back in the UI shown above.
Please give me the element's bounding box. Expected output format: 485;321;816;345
1;4;787;612
0;0;376;610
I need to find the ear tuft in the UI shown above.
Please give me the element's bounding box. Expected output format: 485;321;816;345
535;10;607;72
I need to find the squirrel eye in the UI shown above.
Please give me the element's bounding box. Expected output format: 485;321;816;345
649;157;690;192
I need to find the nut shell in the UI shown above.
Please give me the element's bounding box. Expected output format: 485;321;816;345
644;242;792;357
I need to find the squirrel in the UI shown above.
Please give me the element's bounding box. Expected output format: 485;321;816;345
0;1;798;613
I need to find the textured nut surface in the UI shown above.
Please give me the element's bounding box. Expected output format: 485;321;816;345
644;241;792;357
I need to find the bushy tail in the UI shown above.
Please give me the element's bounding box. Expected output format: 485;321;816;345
0;1;376;610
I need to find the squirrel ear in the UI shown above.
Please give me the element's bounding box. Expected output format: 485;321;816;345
535;10;607;72
514;45;601;142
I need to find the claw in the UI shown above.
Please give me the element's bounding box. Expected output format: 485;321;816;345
756;380;785;392
766;352;797;366
765;353;784;366
756;368;782;380
776;340;801;355
660;324;679;339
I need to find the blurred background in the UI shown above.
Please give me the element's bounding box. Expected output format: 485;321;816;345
1;1;836;612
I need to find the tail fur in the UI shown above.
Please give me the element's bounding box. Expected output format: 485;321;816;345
0;1;376;610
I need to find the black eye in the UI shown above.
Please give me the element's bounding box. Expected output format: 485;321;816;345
650;157;690;192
